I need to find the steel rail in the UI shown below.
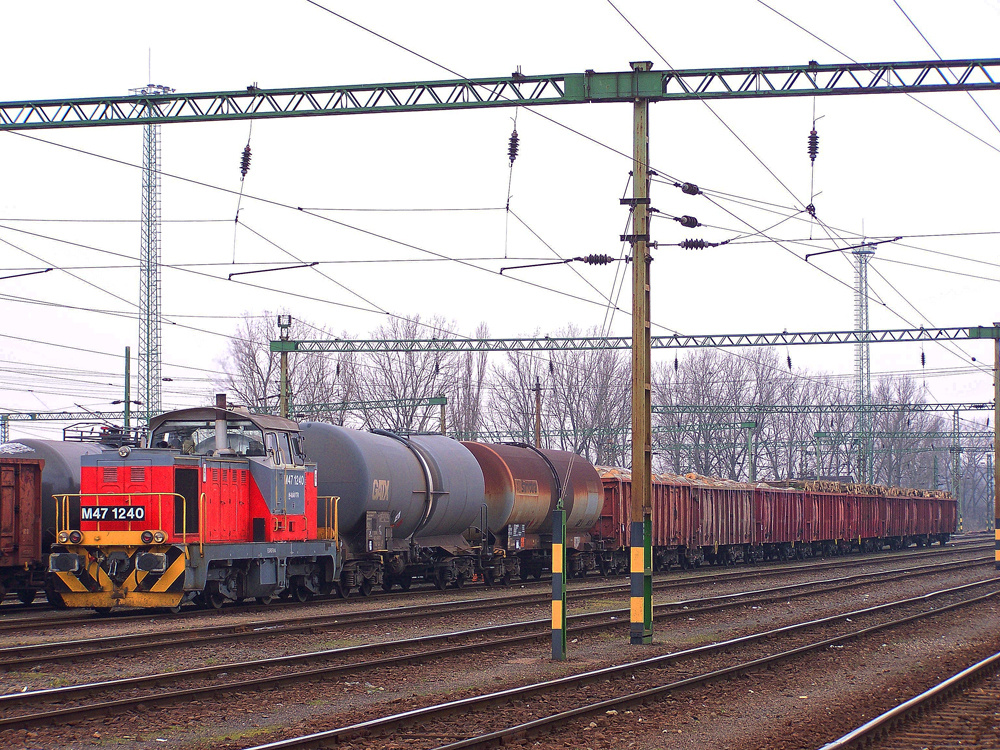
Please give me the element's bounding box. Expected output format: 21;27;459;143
244;579;1000;749
0;539;985;637
817;651;1000;749
0;558;988;732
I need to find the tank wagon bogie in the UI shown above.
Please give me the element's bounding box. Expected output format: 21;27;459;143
47;405;339;611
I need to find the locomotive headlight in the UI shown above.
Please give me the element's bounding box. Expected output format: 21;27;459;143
57;531;70;544
118;445;131;458
140;530;154;544
68;530;83;544
152;531;166;543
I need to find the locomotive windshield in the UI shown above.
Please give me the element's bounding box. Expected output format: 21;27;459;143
149;419;266;457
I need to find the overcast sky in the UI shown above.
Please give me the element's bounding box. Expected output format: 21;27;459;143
2;1;999;439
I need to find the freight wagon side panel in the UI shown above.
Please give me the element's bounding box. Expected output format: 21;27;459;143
675;482;697;549
0;459;43;568
595;476;628;550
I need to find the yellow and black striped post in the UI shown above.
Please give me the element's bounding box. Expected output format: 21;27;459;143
630;518;652;644
994;326;999;568
552;508;567;660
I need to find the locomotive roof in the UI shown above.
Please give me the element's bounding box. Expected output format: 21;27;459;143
148;407;300;434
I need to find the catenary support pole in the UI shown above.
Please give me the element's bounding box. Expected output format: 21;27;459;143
629;60;653;646
124;346;131;435
535;377;542;447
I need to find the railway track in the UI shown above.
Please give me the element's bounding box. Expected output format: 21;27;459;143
0;551;988;669
235;579;1000;750
0;539;987;637
0;553;990;733
818;650;1000;749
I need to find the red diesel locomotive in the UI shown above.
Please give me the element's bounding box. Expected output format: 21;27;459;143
47;401;339;611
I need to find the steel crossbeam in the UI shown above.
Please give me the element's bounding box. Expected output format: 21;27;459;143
271;326;977;354
653;402;993;416
2;59;998;130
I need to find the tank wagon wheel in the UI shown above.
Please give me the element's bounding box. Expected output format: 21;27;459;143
433;570;449;591
16;589;37;605
453;573;467;589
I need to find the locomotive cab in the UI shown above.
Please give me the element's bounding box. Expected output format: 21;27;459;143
48;403;339;611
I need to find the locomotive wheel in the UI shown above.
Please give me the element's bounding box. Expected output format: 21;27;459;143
207;591;226;610
93;607;113;615
17;589;37;605
359;578;373;597
45;583;68;610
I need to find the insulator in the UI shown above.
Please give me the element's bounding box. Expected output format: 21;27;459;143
580;254;615;266
240;145;252;178
677;215;700;228
921;351;926;368
679;238;711;250
787;355;792;370
806;204;816;218
549;359;554;374
807;129;819;162
674;355;679;372
508;129;519;165
680;182;700;196
336;362;341;377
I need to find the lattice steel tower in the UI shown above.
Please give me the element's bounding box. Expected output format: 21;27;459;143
132;84;173;422
854;245;875;482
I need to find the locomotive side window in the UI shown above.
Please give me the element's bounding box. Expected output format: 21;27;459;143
265;433;281;463
278;433;294;466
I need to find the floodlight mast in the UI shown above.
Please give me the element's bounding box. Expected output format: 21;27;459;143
4;56;1000;645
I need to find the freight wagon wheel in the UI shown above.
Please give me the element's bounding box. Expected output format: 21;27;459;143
17;589;37;605
292;583;313;603
453;573;467;589
398;575;412;591
433;570;448;591
256;595;275;605
359;578;373;597
336;583;351;599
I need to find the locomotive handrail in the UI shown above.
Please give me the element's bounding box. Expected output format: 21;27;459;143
317;495;340;548
52;492;203;554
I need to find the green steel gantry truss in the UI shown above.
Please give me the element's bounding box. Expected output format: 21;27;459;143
2;59;999;129
271;326;981;354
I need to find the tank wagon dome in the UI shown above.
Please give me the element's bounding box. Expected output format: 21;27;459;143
464;442;603;534
0;439;105;552
299;422;485;548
